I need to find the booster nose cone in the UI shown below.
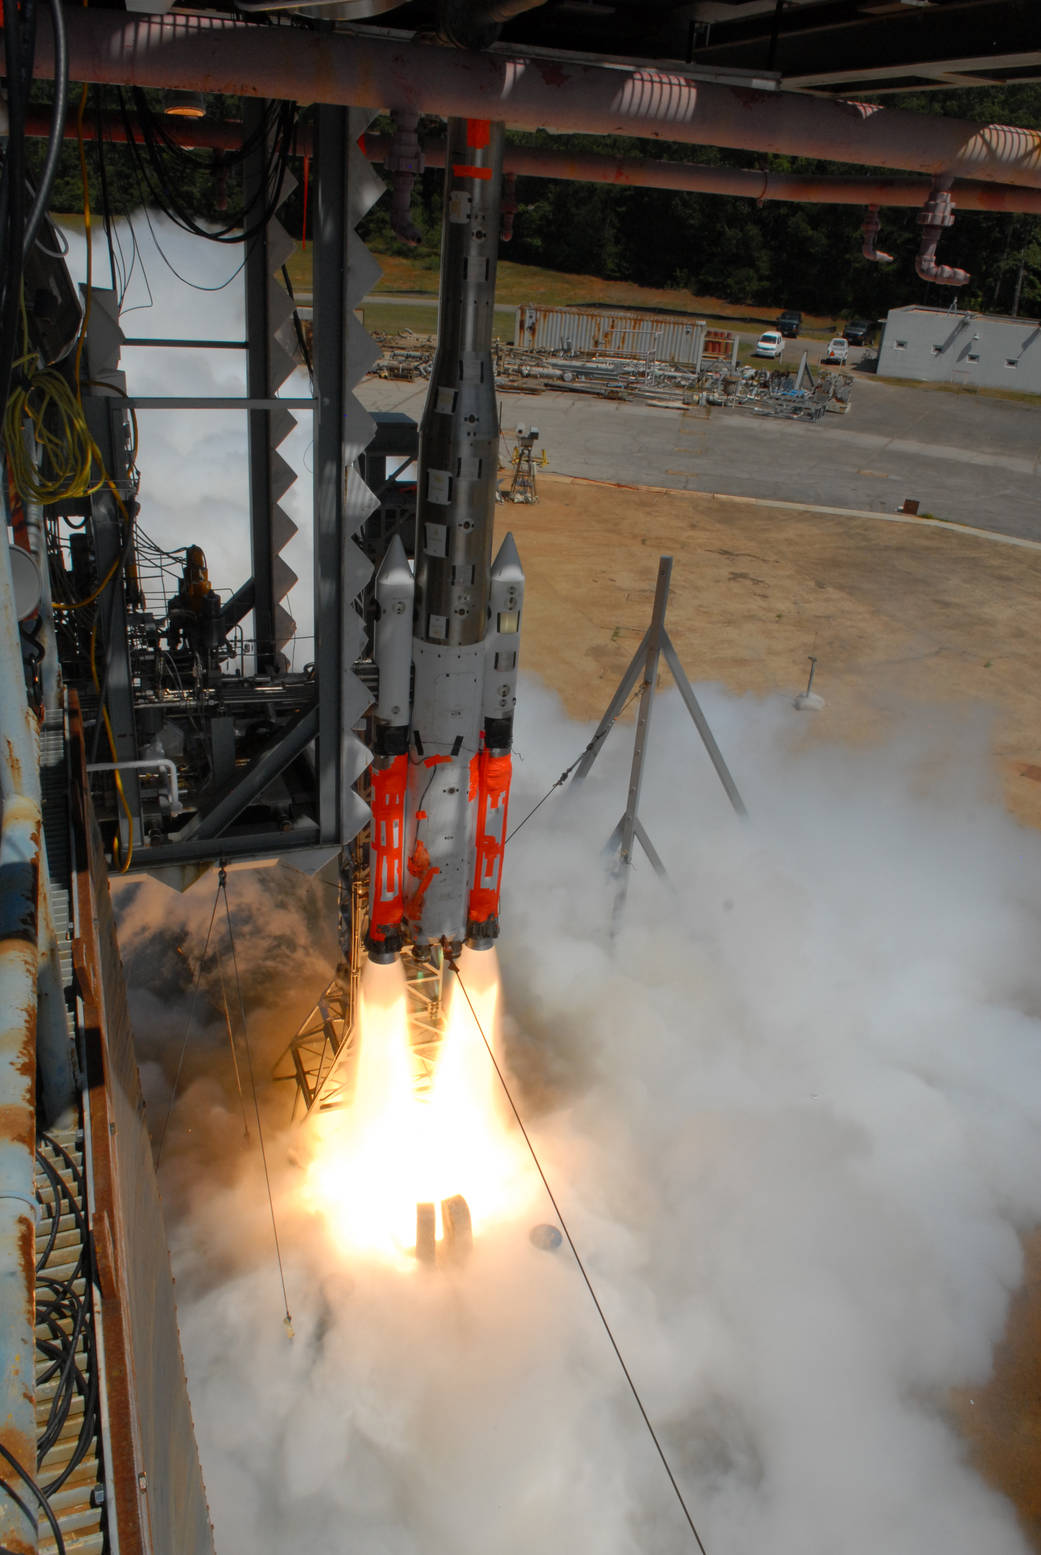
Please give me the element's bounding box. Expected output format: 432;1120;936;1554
375;533;413;599
489;531;523;588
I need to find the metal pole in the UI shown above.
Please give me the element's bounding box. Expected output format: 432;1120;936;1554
570;633;650;786
661;631;747;817
613;556;672;929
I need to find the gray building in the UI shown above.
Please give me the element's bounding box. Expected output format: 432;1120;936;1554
878;305;1041;394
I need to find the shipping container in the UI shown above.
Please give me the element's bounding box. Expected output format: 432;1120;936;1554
515;304;709;366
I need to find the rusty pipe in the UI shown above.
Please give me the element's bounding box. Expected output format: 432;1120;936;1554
31;10;1041;190
22;106;1041;215
384;109;423;245
500;169;517;241
376;137;1041;214
861;204;894;263
916;177;969;287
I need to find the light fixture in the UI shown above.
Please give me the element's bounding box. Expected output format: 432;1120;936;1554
164;91;206;120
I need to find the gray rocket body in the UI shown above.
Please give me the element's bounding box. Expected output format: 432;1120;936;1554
372;117;525;958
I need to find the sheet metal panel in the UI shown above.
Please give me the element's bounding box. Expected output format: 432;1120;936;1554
515;304;706;364
71;697;213;1555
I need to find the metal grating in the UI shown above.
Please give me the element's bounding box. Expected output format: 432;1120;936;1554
35;1130;106;1555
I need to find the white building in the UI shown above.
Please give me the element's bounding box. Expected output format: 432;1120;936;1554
877;306;1041;394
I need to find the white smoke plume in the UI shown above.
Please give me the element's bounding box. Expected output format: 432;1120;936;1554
71;219;1041;1555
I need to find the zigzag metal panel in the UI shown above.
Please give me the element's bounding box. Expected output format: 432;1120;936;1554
311;108;385;851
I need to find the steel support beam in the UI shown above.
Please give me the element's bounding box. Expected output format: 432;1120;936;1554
170;703;318;844
611;556;672;930
312;105;350;848
244;98;279;674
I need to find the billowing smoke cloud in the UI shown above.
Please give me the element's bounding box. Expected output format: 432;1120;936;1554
81;220;1041;1555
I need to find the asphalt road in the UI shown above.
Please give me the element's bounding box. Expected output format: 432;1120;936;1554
359;371;1041;542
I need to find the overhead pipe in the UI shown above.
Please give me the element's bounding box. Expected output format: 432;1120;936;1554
916;176;969;287
31;10;1041;190
861;204;894;263
21;106;1041;216
383;109;423;245
367;136;1041;214
500;170;517;241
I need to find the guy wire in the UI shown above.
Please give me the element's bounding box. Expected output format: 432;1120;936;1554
445;955;709;1555
505;680;645;847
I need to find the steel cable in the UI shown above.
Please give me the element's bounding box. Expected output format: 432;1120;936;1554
445;953;710;1555
504;680;644;846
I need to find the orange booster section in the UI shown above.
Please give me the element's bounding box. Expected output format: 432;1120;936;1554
368;754;408;944
467;751;513;934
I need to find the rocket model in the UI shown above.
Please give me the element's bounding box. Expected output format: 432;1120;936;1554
367;118;524;964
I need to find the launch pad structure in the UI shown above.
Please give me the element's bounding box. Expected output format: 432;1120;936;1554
3;2;1041;1550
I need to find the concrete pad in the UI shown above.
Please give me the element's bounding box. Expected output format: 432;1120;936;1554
496;473;1041;829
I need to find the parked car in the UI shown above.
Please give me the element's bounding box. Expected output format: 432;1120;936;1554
777;310;802;338
754;329;785;359
823;336;849;365
842;318;874;345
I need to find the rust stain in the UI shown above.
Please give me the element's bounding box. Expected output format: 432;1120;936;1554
72;937;98;1009
3;736;24;797
17;1215;34;1293
0;1425;38;1553
94;1210;118;1300
732;86;780;110
0;1106;34;1153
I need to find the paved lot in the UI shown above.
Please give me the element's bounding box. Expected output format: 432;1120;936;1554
360;372;1040;541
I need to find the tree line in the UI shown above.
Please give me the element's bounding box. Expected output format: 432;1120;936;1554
27;82;1041;321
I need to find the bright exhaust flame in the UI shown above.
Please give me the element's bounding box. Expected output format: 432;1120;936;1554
422;950;515;1236
302;950;527;1265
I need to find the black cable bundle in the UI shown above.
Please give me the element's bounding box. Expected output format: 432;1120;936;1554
116;88;298;244
0;0;67;415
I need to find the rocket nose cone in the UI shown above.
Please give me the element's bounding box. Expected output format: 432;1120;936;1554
376;533;415;596
490;531;523;581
